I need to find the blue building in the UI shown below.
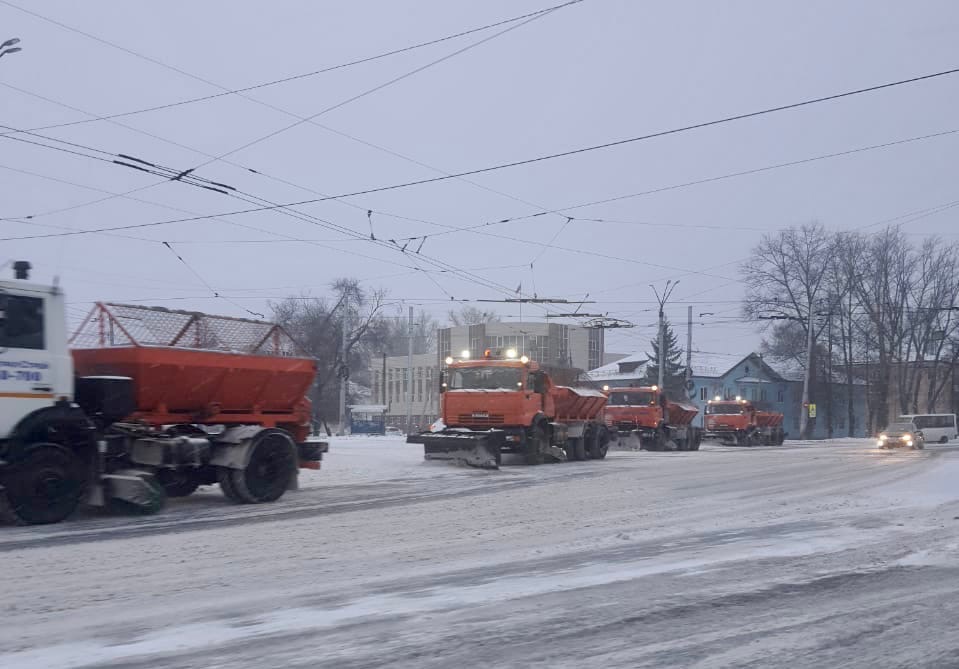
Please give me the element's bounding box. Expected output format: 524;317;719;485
587;351;867;439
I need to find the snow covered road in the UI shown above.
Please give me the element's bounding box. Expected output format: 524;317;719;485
2;437;958;668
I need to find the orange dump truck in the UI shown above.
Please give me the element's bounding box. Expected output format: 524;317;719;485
703;397;785;446
407;349;610;468
603;386;702;451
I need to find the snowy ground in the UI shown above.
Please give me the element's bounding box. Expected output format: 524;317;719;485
2;436;959;668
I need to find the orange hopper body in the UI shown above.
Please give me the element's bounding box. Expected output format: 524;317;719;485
70;303;316;443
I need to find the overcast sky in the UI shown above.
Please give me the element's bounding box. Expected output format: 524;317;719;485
2;0;958;362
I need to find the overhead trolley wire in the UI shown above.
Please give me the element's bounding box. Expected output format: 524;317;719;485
0;0;587;135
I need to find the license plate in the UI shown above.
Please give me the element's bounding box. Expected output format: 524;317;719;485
472;412;489;418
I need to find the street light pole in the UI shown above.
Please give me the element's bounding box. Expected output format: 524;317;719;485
650;280;680;393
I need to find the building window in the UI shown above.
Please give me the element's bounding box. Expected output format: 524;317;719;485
700;387;707;401
749;388;757;401
777;389;784;403
760;388;767;401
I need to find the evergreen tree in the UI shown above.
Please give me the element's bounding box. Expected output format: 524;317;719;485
643;319;686;397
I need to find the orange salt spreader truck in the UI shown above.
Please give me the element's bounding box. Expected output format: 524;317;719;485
602;385;703;451
407;348;611;469
0;263;327;524
703;396;785;446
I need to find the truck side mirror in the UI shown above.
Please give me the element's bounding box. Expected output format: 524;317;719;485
438;372;447;394
532;372;545;394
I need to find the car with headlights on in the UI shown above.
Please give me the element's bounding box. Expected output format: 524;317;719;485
877;421;925;450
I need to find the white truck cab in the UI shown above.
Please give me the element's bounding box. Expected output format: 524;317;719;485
0;263;73;440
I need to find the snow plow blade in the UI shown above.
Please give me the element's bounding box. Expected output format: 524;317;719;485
406;431;503;469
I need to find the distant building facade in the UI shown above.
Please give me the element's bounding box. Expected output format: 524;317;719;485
437;321;604;373
370;353;439;432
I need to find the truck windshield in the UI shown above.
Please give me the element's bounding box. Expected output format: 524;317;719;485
607;392;655;406
450;366;523;391
0;294;45;350
706;403;744;415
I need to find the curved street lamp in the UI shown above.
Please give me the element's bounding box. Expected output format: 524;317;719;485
0;37;23;59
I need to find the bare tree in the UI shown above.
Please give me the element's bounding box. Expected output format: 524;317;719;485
447;306;500;326
366;308;438;357
743;222;834;438
270;279;387;433
842;227;911;432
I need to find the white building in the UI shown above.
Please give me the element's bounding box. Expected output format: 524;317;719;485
370;352;439;432
437;321;604;373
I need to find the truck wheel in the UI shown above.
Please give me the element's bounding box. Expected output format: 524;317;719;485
217;466;242;502
525;424;547;465
564;438;583;462
588;427;610;460
229;429;297;503
690;430;702;451
0;443;86;525
573;436;587;461
156;469;201;498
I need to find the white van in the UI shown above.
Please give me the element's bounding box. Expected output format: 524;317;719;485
897;414;958;444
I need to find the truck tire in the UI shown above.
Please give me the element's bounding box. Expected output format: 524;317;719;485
587;426;610;460
217;466;242;502
526;424;547;465
228;429;297;503
156;469;201;498
0;443;86;525
689;430;702;451
564;437;585;462
653;428;667;451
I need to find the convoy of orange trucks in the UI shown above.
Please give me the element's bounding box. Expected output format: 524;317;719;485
0;263;326;525
1;260;795;526
407;348;610;469
703;396;785;446
602;385;703;451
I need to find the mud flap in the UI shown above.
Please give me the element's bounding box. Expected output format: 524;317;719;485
407;432;504;469
103;469;166;515
542;445;568;463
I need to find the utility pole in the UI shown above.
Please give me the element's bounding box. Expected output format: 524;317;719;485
686;305;693;398
650;281;680;393
381;352;387;405
826;300;834;439
406;305;414;434
799;296;815;440
338;318;348;435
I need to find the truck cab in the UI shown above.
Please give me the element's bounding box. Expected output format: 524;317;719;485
0;264;74;441
440;351;549;431
603;386;664;433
